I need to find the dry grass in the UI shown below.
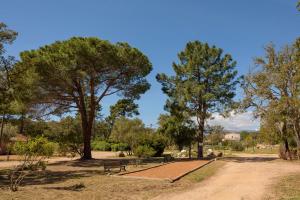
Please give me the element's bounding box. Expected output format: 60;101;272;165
0;159;223;200
266;173;300;200
182;160;225;183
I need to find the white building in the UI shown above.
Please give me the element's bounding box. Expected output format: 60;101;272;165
224;132;241;141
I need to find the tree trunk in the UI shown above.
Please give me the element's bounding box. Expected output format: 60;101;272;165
82;128;92;159
0;113;5;154
79;110;94;160
75;78;96;160
80;112;93;160
293;120;300;159
197;127;204;159
19;112;25;135
188;144;192;159
197;141;203;159
197;114;205;159
284;138;292;160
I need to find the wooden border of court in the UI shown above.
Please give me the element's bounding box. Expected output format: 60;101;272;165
170;159;216;182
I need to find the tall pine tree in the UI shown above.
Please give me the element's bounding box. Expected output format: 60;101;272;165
157;41;239;159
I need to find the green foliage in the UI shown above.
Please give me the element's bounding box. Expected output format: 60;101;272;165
45;116;83;157
18;37;152;159
10;136;54;192
158;114;195;151
242;39;300;158
110;117;146;150
111;143;130;152
228;141;244;151
91;140;111;151
94;120;112;140
111;117;166;156
134;145;155;158
13;136;55;158
136;132;166;157
24;120;49;137
243;134;257;148
206;125;224;146
157;41;239;158
0;22;18;54
109;99;139;121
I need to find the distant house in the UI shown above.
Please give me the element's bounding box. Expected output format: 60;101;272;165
224;132;241;141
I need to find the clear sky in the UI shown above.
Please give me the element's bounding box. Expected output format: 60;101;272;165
1;0;300;130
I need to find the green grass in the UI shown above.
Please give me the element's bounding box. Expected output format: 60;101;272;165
182;160;225;183
268;173;300;200
242;147;279;154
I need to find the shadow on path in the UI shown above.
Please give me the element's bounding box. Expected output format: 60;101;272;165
222;156;278;163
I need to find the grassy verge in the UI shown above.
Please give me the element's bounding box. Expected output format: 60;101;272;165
182;160;225;183
0;159;226;200
267;173;300;200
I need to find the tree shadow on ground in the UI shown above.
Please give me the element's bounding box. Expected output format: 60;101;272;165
222;156;278;163
48;159;105;168
49;158;134;168
0;166;120;189
43;183;86;192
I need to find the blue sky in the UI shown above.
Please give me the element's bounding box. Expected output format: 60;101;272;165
1;0;300;130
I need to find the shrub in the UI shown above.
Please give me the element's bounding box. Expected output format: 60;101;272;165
229;141;244;151
91;140;111;151
10;136;55;191
137;134;166;157
150;135;166;156
13;136;55;157
44;116;84;157
134;145;156;158
111;143;130;152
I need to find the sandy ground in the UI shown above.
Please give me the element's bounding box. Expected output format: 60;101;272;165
124;160;209;180
153;154;300;200
0;151;116;169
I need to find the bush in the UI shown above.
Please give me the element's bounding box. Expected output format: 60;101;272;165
229;141;244;151
13;136;56;157
91;140;111;151
134;145;156;158
111;143;130;152
10;136;55;191
136;134;166;157
44;116;84;157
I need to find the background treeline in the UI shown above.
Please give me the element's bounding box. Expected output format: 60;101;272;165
1;20;300;160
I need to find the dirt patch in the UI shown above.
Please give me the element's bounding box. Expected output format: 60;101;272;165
123;160;210;180
0;159;188;200
154;155;300;200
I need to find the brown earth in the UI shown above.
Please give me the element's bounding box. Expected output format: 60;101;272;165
124;160;210;180
153;154;300;200
0;151;116;169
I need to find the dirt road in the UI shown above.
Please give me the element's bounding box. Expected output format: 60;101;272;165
154;154;300;200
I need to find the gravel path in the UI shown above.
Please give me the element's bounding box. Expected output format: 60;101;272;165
124;160;210;180
153;154;300;200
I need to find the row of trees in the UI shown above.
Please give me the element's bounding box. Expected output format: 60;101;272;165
1;15;300;159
